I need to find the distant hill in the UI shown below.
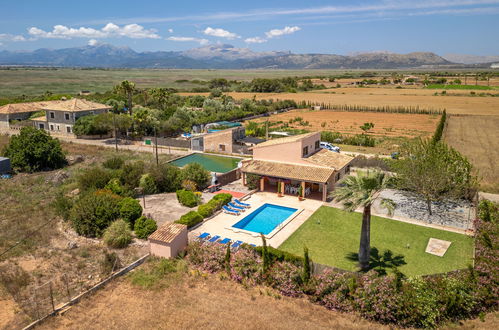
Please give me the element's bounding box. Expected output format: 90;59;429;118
443;53;499;64
0;44;453;69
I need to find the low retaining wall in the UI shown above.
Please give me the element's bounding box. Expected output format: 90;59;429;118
144;136;190;149
217;168;241;186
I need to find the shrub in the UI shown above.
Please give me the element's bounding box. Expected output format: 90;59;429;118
432;110;447;143
148;163;182;192
103;156;124;170
181;163;210;190
246;173;261;190
100;251;121;275
103;219;133;248
254;245;304;266
3;127;66;172
105;178;125;196
139;173;158;195
52;191;73;221
181;179;197;191
69;191;122;237
176;189;200;207
119;161;145;190
77;167;113;191
134;216;158;239
175;211;203;228
477;199;498;222
118;197;143;227
212;193;232;206
186;241;226;273
198;202;217;218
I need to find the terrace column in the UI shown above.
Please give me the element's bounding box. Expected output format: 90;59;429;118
301;181;306;198
282;181;286;195
322;183;327;202
242;172;246;186
260;177;265;191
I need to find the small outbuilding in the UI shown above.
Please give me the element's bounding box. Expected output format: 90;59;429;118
148;223;188;259
0;157;11;174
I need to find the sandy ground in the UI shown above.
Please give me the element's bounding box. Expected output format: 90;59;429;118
37;272;384;330
250;109;438;137
444;115;499;193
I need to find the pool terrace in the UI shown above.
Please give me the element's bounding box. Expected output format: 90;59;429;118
191;192;323;247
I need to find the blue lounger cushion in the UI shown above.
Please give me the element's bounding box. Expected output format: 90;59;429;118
228;202;245;210
231;240;243;248
218;238;231;244
197;232;210;239
234;199;250;207
223;205;240;214
208;235;221;243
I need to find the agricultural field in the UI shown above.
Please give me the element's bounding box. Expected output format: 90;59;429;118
444;115;499;193
250;109;439;138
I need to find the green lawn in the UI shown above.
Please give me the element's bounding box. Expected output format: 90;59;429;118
279;206;474;276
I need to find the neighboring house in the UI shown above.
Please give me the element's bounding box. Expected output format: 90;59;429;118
36;98;110;135
191;126;264;155
241;132;355;201
0;99;110;137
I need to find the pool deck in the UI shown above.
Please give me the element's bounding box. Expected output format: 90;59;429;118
190;192;323;247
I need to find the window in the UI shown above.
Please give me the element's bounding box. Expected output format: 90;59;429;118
90;111;95;115
219;144;226;152
302;146;308;157
56;125;60;131
66;126;71;133
64;113;70;120
39;123;45;130
50;124;54;131
315;140;320;150
49;112;55;119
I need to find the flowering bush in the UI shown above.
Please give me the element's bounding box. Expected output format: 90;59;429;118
186;241;225;273
267;261;303;297
312;270;357;312
229;247;262;285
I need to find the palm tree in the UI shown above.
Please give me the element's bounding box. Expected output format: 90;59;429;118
332;170;395;271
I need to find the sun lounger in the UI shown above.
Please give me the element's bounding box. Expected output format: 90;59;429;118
234;199;250;208
249;244;256;247
231;240;243;249
228;202;245;211
218;238;231;244
208;235;221;243
197;232;210;240
223;205;240;215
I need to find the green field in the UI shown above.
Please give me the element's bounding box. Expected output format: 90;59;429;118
279;206;474;276
426;84;494;90
0;68;361;96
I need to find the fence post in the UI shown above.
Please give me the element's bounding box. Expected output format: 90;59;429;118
48;281;55;312
63;274;71;302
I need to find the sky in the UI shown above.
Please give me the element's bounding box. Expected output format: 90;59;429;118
0;0;498;55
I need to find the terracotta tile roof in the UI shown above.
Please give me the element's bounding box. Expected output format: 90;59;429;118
148;223;186;243
42;98;110;112
0;100;63;115
252;132;317;148
241;159;335;183
305;149;355;170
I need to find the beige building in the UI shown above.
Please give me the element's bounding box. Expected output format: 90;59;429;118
149;223;188;259
191;126;264;155
241;132;355;201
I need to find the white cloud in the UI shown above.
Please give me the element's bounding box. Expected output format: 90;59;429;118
168;28;174;33
167;36;209;45
244;36;267;44
27;23;160;40
88;39;99;46
0;33;27;42
265;26;301;38
203;27;239;39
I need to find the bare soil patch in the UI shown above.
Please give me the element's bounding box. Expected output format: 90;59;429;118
444;115;499;193
39;271;382;330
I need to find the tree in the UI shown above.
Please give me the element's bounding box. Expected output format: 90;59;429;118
3;127;66;172
114;80;136;117
333;171;395;271
181;163;210;190
360;122;375;133
302;247;311;283
395;139;477;215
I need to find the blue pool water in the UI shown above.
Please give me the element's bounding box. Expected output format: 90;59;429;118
232;203;298;235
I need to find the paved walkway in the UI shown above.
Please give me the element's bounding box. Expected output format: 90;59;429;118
191;192;323;247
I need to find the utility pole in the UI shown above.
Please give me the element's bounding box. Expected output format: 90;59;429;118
265;119;269;140
154;127;159;165
113;112;118;151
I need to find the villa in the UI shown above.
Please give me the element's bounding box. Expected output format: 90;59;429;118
0;98;110;136
241;132;355;201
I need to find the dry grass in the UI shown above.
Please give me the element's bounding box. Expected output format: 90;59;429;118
444;115;499;193
250;109;439;138
38;270;383;330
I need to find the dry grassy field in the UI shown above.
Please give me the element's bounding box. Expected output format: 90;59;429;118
250;109;439;138
444;115;499;193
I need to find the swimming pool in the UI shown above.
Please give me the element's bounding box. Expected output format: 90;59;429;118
170;153;242;173
232;203;298;236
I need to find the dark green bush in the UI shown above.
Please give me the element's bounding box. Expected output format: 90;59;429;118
103;156;124;170
77;167;113;191
212;193;232;206
254;245;304;266
175;211;203;228
176;189;200;207
103;219;132;248
148;163;182;192
198;202;217;218
477;199;498;222
118;197;143;227
181;163;210;190
139;173;158;195
105;178;126;196
69;191;122;237
119;161;145;190
134;216;158;239
246;174;261;190
432;110;447;143
3;127;66;172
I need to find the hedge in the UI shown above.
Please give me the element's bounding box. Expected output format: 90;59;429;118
432;110;447;143
134;216;158;239
118;197;143;227
175;211;203;228
212;193;232;206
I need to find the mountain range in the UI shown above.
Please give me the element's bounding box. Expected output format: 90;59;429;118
0;43;494;69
